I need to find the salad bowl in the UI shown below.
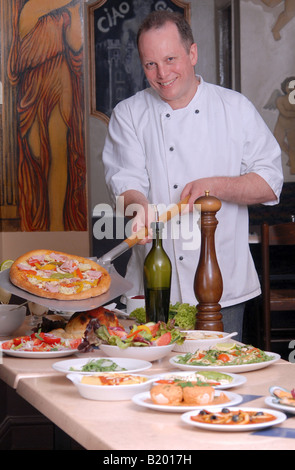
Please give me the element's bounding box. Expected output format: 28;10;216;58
0;304;26;336
99;343;174;362
172;330;237;353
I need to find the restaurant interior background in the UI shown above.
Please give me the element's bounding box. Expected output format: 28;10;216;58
0;0;294;342
0;0;294;257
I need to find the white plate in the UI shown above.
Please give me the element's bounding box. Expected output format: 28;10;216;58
0;341;78;358
52;357;152;375
181;406;287;431
265;396;295;415
99;343;174;362
152;370;247;390
169;352;281;373
132;390;242;413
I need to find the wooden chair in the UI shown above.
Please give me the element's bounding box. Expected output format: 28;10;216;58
261;221;295;351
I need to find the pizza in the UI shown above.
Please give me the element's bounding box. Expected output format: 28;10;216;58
9;250;111;301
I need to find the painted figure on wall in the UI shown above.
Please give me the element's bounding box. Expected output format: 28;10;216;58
264;77;295;173
7;0;87;231
260;0;295;40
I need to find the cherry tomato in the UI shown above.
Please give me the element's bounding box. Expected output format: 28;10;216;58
155;332;172;346
218;353;230;363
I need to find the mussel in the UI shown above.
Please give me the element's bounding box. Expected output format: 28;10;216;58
269;386;295;407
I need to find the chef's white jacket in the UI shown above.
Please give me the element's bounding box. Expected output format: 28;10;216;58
102;77;283;307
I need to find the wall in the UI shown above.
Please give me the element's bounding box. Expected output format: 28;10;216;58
0;231;90;262
240;0;295;182
0;1;90;262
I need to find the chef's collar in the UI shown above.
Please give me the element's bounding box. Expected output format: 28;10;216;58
155;74;204;114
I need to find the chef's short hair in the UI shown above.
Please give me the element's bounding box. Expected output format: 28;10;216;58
137;11;194;53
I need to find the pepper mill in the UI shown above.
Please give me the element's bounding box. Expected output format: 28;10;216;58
194;191;223;331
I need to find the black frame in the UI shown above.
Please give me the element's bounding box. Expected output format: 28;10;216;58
215;0;241;91
88;0;191;123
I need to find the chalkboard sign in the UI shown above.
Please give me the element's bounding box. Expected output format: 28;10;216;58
88;0;191;123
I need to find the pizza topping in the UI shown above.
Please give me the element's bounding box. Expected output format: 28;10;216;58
15;253;104;295
59;259;77;273
45;282;60;293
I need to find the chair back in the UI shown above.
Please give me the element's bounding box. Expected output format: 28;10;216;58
261;221;295;351
264;222;295;246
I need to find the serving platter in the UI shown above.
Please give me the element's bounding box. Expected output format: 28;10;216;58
52;357;153;375
181;407;287;431
132;390;243;413
99;343;174;362
169;352;281;373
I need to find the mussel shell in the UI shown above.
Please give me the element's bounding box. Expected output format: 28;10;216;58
269;386;292;401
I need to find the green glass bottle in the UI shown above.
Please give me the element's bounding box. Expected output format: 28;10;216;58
143;221;172;323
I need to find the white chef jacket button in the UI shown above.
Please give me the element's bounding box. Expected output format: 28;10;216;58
169;146;174;151
166;113;170;118
195;109;200;114
173;184;178;189
179;256;184;261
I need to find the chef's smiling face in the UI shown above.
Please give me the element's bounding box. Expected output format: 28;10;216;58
138;21;199;110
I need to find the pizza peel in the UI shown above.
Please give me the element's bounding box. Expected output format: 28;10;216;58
0;198;189;312
0;267;132;312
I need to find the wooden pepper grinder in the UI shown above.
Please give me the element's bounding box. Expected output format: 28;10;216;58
194;191;223;331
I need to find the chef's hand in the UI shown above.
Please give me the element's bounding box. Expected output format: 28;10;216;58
129;202;157;245
121;190;155;245
181;178;217;211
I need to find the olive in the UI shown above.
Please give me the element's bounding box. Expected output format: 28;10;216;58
255;412;264;416
221;408;230;413
199;410;209;416
231;414;240;422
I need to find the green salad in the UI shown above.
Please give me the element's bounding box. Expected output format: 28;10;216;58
175;344;275;367
95;320;185;349
69;359;126;372
130;302;197;330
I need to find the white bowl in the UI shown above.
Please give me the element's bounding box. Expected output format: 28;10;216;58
172;330;237;353
125;295;145;316
67;373;153;401
0;305;26;336
53;357;152;375
99;343;174;362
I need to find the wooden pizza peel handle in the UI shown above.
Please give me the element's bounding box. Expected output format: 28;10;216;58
97;196;190;266
123;196;190;248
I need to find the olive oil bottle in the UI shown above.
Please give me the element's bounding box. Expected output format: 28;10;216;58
143;221;172;323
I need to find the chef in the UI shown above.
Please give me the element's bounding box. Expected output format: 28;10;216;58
102;11;283;340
